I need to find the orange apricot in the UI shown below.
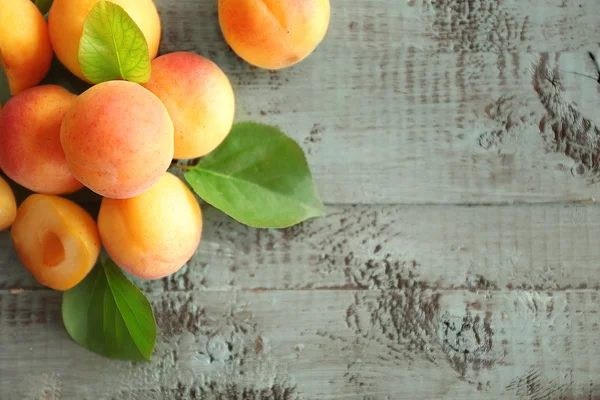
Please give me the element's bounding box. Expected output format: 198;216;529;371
0;176;17;231
11;194;101;291
48;0;162;82
0;0;53;94
60;81;174;199
141;52;235;159
218;0;330;69
98;172;202;280
0;85;82;195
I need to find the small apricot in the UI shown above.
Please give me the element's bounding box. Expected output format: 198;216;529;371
0;0;54;94
48;0;161;82
98;172;202;280
0;176;17;231
142;52;235;159
11;194;101;291
60;81;174;199
218;0;331;69
0;85;82;195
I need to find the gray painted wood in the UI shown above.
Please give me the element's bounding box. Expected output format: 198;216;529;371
1;289;599;399
2;205;600;399
2;204;600;292
156;0;600;205
1;0;600;399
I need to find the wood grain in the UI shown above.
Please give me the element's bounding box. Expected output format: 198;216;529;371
1;289;598;399
2;204;600;292
2;205;599;398
155;0;600;205
1;0;599;399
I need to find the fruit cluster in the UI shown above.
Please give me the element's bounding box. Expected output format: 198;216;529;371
0;0;330;290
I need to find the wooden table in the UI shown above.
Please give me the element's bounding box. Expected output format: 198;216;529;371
2;0;600;398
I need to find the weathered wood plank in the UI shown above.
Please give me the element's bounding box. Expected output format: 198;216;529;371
2;1;599;399
151;0;600;204
156;0;600;54
1;289;598;399
2;204;599;398
2;204;599;292
3;203;599;398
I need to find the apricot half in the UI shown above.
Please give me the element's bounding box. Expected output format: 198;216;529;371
48;0;161;82
0;0;53;94
218;0;331;69
0;85;82;195
11;195;101;291
142;52;235;159
98;172;202;280
60;81;174;199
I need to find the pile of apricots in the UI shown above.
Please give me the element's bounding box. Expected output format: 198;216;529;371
0;0;330;290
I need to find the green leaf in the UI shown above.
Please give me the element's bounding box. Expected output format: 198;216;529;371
78;0;151;84
31;0;53;15
62;257;156;361
184;122;325;228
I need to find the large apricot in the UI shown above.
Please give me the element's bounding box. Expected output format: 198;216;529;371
60;81;174;199
142;52;235;159
98;172;202;280
218;0;330;69
0;176;17;231
0;85;82;195
48;0;161;82
11;194;101;291
0;0;53;94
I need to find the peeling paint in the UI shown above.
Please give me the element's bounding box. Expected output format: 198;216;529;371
424;0;531;52
533;54;600;180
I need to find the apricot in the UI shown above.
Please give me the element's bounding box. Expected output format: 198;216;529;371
60;81;174;199
142;52;235;159
218;0;330;69
98;172;202;280
0;176;17;231
48;0;161;82
11;194;101;291
0;85;83;195
0;0;53;94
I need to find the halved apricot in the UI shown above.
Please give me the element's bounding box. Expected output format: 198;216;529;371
11;194;100;290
